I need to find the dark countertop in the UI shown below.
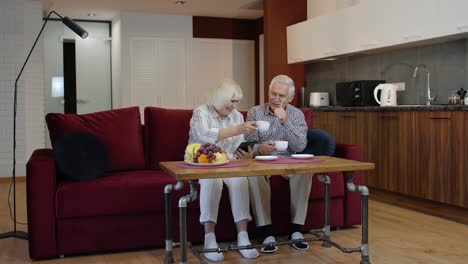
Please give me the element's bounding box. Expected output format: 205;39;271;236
311;105;468;111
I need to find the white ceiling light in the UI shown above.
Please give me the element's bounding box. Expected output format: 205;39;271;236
175;0;186;5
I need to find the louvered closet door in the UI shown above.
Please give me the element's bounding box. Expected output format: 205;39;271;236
131;38;158;117
158;39;186;109
130;37;186;115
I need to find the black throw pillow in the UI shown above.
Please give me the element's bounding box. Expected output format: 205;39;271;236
53;131;107;181
299;129;336;156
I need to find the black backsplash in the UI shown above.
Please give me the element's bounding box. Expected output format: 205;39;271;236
305;39;468;106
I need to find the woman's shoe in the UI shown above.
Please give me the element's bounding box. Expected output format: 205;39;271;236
237;231;260;259
204;233;224;262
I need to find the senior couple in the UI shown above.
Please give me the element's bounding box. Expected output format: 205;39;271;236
188;74;311;261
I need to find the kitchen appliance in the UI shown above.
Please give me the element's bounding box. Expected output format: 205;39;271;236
310;92;330;106
336;80;385;106
373;83;405;106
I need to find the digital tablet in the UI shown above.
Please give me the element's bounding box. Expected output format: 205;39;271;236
237;141;257;152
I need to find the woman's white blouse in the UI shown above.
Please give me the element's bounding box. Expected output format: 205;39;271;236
189;104;245;160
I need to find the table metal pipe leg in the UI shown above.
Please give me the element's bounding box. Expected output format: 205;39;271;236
178;180;198;264
164;181;184;264
317;174;331;247
360;193;370;264
345;172;370;264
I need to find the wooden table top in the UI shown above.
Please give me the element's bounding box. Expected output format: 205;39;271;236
159;156;374;181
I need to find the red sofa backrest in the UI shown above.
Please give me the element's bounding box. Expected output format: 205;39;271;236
144;107;194;169
144;107;313;169
46;107;146;172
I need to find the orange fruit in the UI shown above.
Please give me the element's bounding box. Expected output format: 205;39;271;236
197;154;209;163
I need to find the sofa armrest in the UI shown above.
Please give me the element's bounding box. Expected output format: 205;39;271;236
334;144;363;226
26;149;57;259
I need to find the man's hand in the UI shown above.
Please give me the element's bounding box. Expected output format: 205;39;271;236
238;121;257;134
235;146;254;159
274;107;288;124
258;140;276;155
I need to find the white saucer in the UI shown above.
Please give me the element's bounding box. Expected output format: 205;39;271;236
255;155;279;161
291;154;314;159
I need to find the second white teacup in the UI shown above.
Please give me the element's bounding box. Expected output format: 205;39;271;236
275;140;288;151
257;121;270;132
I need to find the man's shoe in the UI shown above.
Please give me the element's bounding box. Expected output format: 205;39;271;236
290;232;309;251
260;236;278;253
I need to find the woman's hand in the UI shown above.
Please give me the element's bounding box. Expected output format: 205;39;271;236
258;140;276;155
238;121;257;134
235;146;254;159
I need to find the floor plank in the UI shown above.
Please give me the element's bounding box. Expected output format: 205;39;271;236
1;182;468;263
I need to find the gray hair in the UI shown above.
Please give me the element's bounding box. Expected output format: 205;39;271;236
211;79;243;109
269;74;295;102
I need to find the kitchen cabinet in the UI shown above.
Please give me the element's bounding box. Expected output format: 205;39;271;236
413;112;463;205
288;0;463;63
287;13;344;63
369;0;439;47
313;109;468;208
365;112;413;194
437;0;468;37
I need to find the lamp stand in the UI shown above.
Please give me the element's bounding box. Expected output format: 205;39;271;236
0;11;87;241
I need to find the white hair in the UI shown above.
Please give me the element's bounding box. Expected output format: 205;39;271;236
210;79;243;109
269;74;295;102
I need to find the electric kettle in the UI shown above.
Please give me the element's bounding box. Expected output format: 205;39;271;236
373;83;405;106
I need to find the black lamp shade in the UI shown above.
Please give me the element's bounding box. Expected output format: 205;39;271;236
62;17;88;39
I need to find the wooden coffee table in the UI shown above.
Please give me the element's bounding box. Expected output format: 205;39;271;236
160;156;374;264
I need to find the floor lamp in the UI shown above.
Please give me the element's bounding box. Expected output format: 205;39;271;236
0;11;88;240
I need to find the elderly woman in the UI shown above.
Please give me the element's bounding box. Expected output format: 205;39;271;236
188;79;259;261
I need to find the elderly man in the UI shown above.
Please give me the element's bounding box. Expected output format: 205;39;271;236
246;74;311;253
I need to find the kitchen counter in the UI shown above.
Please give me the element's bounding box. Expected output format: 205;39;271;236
311;105;468;112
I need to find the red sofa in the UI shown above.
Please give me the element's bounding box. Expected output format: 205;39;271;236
26;106;362;259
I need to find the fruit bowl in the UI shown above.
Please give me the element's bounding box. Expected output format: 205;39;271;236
184;143;228;164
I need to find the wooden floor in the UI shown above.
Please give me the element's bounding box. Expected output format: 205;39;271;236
1;181;468;263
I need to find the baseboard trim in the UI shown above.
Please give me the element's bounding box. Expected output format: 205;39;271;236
369;188;468;225
0;176;26;183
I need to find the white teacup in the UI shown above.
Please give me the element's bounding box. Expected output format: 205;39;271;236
257;121;270;132
275;140;288;151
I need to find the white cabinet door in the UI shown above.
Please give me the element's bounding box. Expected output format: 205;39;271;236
370;0;438;46
287;14;344;62
287;21;307;63
437;0;468;37
342;3;381;53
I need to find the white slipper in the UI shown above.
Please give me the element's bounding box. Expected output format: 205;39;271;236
203;233;224;262
290;232;309;251
238;231;260;259
260;236;278;253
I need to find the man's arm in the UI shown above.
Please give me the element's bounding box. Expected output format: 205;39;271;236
283;110;308;153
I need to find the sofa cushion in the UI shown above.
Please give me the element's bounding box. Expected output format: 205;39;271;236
300;129;336;156
46;107;145;172
55;170;178;218
144;107;194;169
53;131;107;181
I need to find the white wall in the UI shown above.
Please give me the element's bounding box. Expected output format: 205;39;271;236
0;0;44;177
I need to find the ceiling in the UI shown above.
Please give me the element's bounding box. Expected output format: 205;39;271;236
41;0;264;21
